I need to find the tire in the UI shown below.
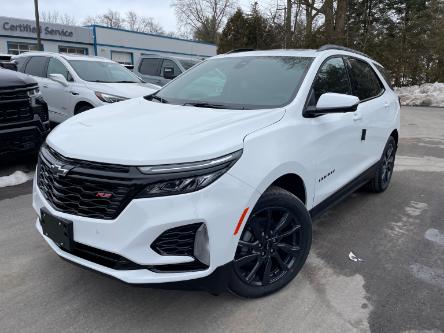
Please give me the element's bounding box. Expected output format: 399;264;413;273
228;186;312;298
367;136;397;193
75;104;93;115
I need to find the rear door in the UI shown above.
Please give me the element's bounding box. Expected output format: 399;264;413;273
308;57;362;206
345;57;388;170
159;59;182;86
137;57;162;85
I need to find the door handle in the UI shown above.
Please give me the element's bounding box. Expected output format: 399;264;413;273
42;84;48;88
353;112;362;121
69;91;79;95
384;101;390;110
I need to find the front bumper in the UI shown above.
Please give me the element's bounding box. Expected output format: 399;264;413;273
33;172;260;284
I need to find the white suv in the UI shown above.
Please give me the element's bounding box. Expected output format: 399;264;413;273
33;46;400;297
14;52;159;123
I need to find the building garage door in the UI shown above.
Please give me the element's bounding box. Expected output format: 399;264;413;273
111;51;133;65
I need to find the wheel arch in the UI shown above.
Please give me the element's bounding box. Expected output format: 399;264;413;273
267;173;307;205
390;129;399;145
74;101;94;115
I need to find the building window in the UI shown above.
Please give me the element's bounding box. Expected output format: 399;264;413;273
111;51;133;65
59;46;88;55
7;42;39;55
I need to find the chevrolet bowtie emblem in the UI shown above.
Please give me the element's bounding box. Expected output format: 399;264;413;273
50;163;71;177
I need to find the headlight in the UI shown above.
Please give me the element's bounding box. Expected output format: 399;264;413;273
136;150;242;198
95;91;128;103
27;87;40;97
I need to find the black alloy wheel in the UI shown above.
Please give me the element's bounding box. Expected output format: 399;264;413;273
228;187;312;298
381;140;396;187
367;136;397;193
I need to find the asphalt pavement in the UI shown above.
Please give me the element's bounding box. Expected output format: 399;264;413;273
0;106;443;333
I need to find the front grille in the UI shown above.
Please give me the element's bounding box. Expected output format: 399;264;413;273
37;147;141;220
70;242;142;270
0;87;33;124
62;241;207;272
0;130;40;156
151;223;202;256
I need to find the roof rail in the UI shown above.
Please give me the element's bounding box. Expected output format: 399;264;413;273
225;48;255;54
317;44;370;58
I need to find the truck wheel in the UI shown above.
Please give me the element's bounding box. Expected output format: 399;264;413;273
228;187;312;298
367;136;397;193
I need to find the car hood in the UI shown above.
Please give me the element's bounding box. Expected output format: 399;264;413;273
84;81;158;98
0;68;37;88
47;97;286;165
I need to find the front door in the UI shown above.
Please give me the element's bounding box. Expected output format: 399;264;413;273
308;57;363;206
44;57;74;122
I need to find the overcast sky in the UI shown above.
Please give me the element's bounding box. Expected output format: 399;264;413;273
1;0;257;33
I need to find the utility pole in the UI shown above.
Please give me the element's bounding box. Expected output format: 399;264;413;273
34;0;43;51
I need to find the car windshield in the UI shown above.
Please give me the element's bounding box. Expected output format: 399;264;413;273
178;58;200;70
152;56;313;109
68;60;141;83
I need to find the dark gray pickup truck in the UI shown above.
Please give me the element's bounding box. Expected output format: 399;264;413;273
0;67;50;158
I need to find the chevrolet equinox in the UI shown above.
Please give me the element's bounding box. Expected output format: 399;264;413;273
33;45;400;298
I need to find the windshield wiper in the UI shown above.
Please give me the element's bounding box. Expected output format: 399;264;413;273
113;80;138;83
183;102;234;109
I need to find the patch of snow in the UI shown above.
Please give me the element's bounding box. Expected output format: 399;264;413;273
395;82;444;107
0;170;34;188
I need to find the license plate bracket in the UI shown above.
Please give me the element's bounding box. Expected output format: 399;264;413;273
40;209;74;252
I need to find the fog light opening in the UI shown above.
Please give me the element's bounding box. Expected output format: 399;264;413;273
194;224;210;266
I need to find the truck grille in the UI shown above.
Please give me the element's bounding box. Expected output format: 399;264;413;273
0;130;41;156
37;146;142;220
0;87;34;124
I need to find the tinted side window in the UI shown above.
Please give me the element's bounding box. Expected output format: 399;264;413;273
24;56;47;77
139;58;162;76
161;59;181;77
47;58;72;81
14;57;29;72
311;57;350;104
347;58;384;100
374;63;393;89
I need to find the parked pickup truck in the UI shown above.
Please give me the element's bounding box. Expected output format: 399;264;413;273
0;67;50;157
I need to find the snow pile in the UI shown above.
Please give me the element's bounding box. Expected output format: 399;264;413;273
395;83;444;107
0;170;34;188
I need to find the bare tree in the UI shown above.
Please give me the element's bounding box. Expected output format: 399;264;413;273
171;0;238;43
41;10;77;25
125;11;165;34
84;10;123;28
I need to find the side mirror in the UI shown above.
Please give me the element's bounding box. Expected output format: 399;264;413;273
49;73;68;87
163;66;176;80
307;93;360;116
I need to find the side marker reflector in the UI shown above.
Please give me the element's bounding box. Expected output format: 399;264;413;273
234;208;249;235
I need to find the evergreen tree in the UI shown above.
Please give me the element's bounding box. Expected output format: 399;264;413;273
217;9;248;53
